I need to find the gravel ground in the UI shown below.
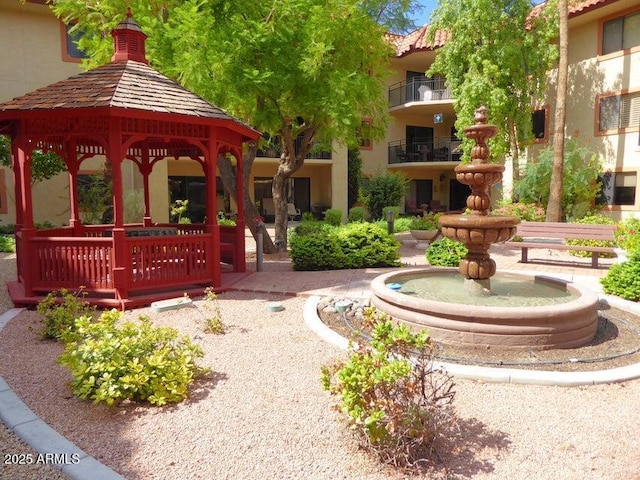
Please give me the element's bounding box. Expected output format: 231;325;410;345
1;250;640;480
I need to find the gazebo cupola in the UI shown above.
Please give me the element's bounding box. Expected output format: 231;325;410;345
0;10;261;309
111;7;148;64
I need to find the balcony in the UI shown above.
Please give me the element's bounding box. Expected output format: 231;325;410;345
388;137;462;164
389;77;452;108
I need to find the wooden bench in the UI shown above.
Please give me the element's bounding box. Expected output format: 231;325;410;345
505;221;618;268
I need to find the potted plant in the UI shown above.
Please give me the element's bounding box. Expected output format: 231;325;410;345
408;211;441;247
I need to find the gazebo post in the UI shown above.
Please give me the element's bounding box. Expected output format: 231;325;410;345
207;135;221;287
107;121;130;300
141;147;153;227
233;146;246;272
66;139;83;236
12;136;36;296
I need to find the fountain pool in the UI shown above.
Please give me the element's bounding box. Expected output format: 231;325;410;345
371;268;599;350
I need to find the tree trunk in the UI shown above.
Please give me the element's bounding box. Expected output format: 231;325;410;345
271;123;317;250
546;0;568;222
218;141;278;254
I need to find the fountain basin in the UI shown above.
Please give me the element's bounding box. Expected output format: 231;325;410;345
370;268;599;350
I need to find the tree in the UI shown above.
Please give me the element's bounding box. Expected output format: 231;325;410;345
361;170;407;221
0;135;67;185
514;139;602;221
51;0;409;250
426;0;558;186
546;0;568;222
347;149;363;210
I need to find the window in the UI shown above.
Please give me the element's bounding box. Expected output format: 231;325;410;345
532;107;548;141
60;22;87;62
614;172;637;206
357;119;372;149
599;171;637;206
598;91;640;132
602;10;640;55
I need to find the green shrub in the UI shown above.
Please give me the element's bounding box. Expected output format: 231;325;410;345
336;223;401;268
301;211;315;222
348;206;367;223
36;288;96;341
492;201;545;221
426;238;468;266
566;214;616;258
0;224;15;235
289;230;344;270
0;235;15;253
289;223;400;270
321;309;455;467
615;217;640;253
58;310;208;406
382;206;400;221
324;208;343;226
600;259;640;301
361;170;407;220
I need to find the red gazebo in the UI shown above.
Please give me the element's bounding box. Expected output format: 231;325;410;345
0;11;260;309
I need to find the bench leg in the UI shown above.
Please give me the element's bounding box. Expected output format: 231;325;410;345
592;253;599;269
521;248;528;263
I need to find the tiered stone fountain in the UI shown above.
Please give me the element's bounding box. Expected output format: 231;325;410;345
438;107;519;294
370;107;598;350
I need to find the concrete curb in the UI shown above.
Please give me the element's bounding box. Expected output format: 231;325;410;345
304;295;640;386
0;309;127;480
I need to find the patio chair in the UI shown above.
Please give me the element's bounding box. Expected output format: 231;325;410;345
287;203;301;221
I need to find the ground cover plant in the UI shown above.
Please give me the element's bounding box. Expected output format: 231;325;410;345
321;308;455;468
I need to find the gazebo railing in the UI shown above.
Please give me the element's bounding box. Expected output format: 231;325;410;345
30;237;114;291
22;222;241;302
127;234;213;291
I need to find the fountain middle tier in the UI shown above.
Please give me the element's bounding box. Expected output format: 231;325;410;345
439;214;519;281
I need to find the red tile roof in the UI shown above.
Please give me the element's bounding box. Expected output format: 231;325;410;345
396;0;617;56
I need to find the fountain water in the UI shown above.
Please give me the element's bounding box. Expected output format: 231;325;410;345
371;107;598;350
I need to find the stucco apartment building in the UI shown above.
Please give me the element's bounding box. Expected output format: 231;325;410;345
0;0;638;227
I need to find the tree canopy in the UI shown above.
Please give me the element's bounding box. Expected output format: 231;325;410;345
52;0;405;248
426;0;558;170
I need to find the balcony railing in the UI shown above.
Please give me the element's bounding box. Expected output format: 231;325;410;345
389;77;452;108
388;137;462;164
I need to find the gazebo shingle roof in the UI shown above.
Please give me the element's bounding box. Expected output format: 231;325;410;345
0;60;250;126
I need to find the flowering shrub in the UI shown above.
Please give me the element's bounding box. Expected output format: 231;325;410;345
615;217;640;253
491;202;545;221
408;211;442;230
